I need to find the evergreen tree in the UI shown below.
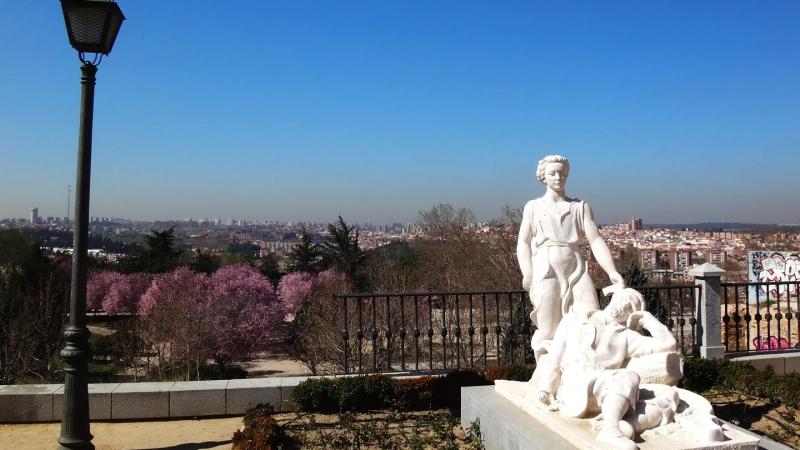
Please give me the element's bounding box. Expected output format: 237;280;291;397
138;226;183;273
622;261;648;288
286;228;321;273
258;253;283;286
621;262;668;323
320;216;365;283
190;250;220;275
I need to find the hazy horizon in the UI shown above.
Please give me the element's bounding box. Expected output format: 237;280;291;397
2;2;799;225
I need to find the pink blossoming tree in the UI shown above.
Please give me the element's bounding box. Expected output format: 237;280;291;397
286;269;352;373
209;264;284;365
276;271;314;315
102;273;152;315
139;268;215;379
86;271;124;311
139;265;284;380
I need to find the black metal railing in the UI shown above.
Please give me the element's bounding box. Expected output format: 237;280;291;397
722;281;800;353
338;285;699;374
631;285;700;356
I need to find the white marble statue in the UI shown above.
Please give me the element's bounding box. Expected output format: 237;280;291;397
517;155;626;358
496;155;751;449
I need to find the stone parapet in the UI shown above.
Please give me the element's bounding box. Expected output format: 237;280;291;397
0;373;409;423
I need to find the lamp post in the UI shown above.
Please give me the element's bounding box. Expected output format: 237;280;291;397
59;1;124;449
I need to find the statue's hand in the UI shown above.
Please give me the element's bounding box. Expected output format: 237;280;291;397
627;310;656;331
522;274;532;290
538;391;558;410
609;272;626;288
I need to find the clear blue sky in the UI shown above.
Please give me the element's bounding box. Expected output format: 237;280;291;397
1;1;798;224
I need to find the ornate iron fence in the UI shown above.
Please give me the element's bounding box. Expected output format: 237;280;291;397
722;281;800;353
337;285;699;374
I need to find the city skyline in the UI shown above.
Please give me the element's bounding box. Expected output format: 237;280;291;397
2;2;799;224
6;206;800;229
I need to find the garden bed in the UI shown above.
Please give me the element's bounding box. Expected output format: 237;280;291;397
707;392;800;448
234;410;483;450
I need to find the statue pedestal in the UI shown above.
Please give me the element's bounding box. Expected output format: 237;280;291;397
461;383;761;450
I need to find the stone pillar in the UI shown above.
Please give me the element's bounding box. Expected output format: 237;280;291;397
689;263;726;359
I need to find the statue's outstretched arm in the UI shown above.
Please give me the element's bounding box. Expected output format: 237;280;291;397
517;201;534;289
627;311;678;356
583;202;624;287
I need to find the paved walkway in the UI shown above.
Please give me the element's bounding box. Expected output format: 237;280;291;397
1;417;241;450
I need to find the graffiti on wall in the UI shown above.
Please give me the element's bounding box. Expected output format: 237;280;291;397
748;251;800;299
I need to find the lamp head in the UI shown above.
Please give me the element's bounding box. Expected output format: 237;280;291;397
61;0;125;56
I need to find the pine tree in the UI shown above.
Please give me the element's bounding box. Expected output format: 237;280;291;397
320;216;365;283
139;226;183;273
286;227;321;273
621;262;668;323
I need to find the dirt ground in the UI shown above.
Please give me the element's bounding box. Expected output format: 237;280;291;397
3;399;798;450
708;392;800;448
0;417;242;450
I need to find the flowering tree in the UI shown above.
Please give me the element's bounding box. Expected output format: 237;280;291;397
314;268;350;293
139;267;214;380
86;271;124;311
288;269;352;373
102;273;152;315
209;264;284;365
139;265;284;380
277;271;314;315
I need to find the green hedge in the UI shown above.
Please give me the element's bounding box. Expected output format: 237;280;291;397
681;357;800;408
290;370;491;413
291;358;800;414
486;364;534;382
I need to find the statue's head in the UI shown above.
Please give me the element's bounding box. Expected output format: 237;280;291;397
604;287;645;324
536;155;570;191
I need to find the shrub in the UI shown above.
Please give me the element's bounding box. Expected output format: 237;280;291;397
290;378;340;413
291;371;491;414
442;370;490;411
243;403;276;429
362;375;396;409
486;364;535;382
393;376;439;410
233;403;288;450
681;357;727;392
681;357;800;408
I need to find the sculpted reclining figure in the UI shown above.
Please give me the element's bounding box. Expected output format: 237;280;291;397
534;288;685;449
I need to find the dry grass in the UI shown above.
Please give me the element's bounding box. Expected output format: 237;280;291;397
707;392;800;448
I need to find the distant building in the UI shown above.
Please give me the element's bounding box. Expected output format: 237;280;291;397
707;250;727;266
30;208;39;225
629;217;643;231
640;248;658;270
672;248;692;271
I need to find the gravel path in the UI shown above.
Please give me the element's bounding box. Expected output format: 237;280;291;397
1;417;241;450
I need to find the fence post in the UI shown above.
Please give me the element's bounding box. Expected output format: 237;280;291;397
689;263;726;359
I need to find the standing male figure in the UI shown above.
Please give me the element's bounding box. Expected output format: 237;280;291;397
517;155;625;358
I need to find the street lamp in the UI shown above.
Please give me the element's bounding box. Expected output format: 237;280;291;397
59;1;124;449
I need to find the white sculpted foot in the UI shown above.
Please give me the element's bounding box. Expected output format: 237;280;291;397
596;425;637;450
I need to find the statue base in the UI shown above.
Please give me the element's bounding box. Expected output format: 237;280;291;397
461;383;761;450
